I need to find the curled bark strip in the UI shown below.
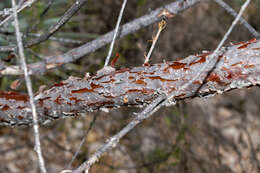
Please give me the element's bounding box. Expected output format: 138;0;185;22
0;39;260;126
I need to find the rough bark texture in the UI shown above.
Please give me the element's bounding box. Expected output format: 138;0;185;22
0;38;260;126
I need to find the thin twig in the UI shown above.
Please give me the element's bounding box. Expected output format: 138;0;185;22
214;0;260;38
39;1;53;19
0;0;38;27
166;0;252;102
27;32;82;44
0;0;88;52
72;96;166;173
0;29;82;44
144;19;166;64
104;0;128;67
11;0;46;173
72;0;251;172
25;0;88;48
67;115;98;169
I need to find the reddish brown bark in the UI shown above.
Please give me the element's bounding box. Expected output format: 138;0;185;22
0;39;260;126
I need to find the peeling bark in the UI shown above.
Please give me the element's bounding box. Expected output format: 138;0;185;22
0;39;260;126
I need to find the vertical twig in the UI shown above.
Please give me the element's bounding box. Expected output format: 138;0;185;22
72;0;252;172
104;0;128;67
144;19;166;64
11;0;46;173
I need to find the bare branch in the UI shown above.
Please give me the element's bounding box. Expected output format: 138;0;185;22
24;0;88;48
214;0;260;38
72;95;166;173
104;0;128;67
11;0;46;172
165;0;252;102
0;0;88;52
0;0;38;27
0;38;259;126
0;28;82;44
0;0;200;75
66;114;98;170
72;1;252;171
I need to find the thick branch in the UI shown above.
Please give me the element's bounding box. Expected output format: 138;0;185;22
0;39;260;126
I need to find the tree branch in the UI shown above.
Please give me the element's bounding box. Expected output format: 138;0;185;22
72;1;253;171
0;0;88;52
214;0;260;38
0;0;38;27
24;0;88;48
0;0;200;75
104;0;128;67
0;28;83;44
0;38;259;126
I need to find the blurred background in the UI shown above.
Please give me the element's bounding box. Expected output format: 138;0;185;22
0;0;260;172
